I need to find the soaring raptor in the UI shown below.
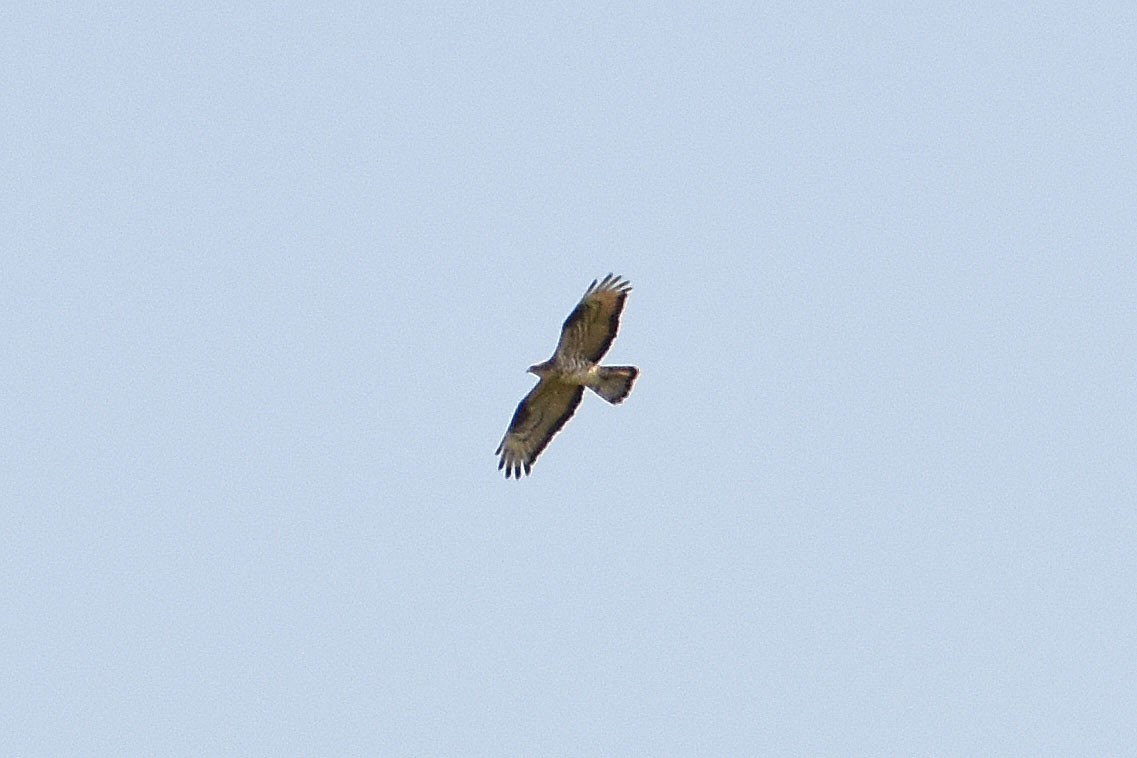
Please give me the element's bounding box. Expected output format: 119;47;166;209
496;273;639;479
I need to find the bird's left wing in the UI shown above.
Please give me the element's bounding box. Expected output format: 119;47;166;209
552;273;632;364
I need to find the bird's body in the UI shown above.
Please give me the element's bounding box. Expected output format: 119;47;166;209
496;274;639;479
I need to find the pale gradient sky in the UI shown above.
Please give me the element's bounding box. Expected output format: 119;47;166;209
4;2;1136;755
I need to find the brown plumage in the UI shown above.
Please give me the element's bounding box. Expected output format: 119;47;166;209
495;273;639;479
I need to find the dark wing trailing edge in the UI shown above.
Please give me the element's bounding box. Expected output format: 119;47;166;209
495;379;585;479
553;273;632;365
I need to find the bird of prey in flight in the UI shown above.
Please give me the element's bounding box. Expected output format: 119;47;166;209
495;273;639;479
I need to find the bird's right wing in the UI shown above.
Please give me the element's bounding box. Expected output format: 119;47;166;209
495;378;584;479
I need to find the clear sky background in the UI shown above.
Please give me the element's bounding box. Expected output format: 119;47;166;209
4;2;1135;755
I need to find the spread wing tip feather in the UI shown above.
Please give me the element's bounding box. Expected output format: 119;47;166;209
499;459;529;479
585;273;632;297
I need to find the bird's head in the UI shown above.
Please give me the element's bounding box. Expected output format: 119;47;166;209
527;360;553;378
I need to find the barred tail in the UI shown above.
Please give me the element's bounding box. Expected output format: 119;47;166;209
592;366;639;404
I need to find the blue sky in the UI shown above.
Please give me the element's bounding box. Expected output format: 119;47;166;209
4;2;1135;754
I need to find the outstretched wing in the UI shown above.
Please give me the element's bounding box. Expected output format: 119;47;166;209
496;378;585;479
552;273;632;365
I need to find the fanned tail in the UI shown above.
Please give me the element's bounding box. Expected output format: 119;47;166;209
592;366;638;404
